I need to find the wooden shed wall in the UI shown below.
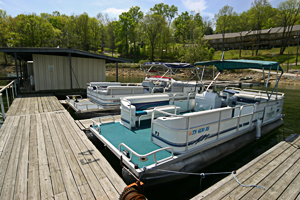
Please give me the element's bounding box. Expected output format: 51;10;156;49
32;54;105;91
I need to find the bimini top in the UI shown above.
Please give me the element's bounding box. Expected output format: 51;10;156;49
143;62;195;69
194;60;283;72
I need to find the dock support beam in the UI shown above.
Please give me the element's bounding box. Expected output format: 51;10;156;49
69;52;73;90
14;52;20;92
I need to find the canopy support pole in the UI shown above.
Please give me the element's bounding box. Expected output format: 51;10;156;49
265;67;271;100
269;71;283;99
206;71;221;92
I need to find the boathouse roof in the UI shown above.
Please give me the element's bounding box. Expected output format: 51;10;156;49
0;47;131;63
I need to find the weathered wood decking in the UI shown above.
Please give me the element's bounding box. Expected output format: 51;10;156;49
191;134;300;199
0;94;126;199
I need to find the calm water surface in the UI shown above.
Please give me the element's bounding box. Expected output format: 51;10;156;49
89;76;300;200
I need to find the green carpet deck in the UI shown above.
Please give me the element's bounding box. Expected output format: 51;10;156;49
100;122;172;167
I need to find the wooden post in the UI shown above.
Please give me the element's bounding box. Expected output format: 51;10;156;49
116;61;118;82
69;52;73;90
14;52;20;92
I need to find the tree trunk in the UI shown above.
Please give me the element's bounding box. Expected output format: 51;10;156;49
255;31;261;56
151;44;154;61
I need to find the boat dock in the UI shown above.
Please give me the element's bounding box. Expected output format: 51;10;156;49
191;134;300;199
0;94;126;199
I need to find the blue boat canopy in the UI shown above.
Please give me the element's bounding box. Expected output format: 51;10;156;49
194;60;283;72
143;62;195;69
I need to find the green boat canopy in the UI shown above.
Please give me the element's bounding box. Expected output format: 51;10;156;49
194;60;283;72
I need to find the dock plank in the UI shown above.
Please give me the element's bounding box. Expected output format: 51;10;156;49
0;94;126;200
14;115;30;200
259;156;300;200
36;114;54;200
0;116;24;199
40;114;65;195
28;114;40;200
241;148;300;199
222;143;298;200
0;117;14;157
198;142;291;200
56;112;110;199
45;112;82;199
50;112;88;187
0;116;20;192
192;136;300;200
63;112;127;194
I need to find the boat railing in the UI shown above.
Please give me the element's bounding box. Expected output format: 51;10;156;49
0;80;18;123
92;85;155;95
119;143;174;164
91;116;116;129
152;103;259;151
226;87;285;97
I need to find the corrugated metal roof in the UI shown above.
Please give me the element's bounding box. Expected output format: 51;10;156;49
204;25;300;40
0;47;131;63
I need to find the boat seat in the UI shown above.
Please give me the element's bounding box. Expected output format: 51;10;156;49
121;94;179;128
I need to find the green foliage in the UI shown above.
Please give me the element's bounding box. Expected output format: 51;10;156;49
1;0;300;65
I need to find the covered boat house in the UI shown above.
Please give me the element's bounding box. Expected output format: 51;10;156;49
0;47;130;92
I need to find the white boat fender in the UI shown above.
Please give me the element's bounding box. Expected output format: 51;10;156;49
256;119;262;139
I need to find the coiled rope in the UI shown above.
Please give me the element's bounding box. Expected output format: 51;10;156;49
146;168;265;190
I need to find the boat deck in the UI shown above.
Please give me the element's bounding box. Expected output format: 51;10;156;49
0;94;126;199
191;134;300;199
98;121;172;168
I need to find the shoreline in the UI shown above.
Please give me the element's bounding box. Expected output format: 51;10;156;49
106;66;300;86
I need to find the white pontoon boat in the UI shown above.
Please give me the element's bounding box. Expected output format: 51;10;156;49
66;62;202;116
89;60;285;185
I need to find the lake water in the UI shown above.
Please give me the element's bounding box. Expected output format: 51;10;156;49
89;75;300;200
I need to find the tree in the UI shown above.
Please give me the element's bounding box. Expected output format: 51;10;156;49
203;16;214;35
214;5;233;51
174;11;203;45
248;0;273;55
141;14;168;61
150;3;178;26
277;0;300;54
235;11;251;57
0;10;10;65
106;21;117;56
114;6;143;56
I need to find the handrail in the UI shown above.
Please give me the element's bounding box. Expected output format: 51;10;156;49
152;103;257;130
152;103;259;151
225;87;285;97
0;80;17;122
119;143;174;164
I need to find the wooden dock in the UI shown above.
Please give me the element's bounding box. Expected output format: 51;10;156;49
191;134;300;199
0;94;126;199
